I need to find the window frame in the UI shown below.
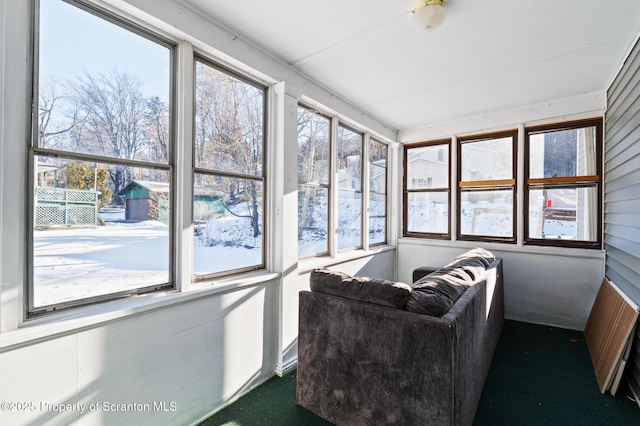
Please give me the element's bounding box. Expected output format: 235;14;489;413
191;54;268;280
336;122;364;252
368;137;388;246
456;130;518;243
28;0;177;315
403;139;452;239
523;118;603;249
297;103;332;258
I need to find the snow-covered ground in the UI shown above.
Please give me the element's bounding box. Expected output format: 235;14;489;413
33;208;261;307
33;221;170;306
409;197;576;239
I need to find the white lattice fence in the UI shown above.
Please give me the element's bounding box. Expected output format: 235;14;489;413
35;205;66;226
35;188;99;227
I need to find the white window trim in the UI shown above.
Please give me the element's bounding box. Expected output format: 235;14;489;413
365;136;390;248
174;40;195;292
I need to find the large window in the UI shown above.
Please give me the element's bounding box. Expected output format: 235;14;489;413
457;131;517;242
525;119;602;248
193;59;266;277
31;0;173;313
297;106;330;257
404;140;450;238
30;0;268;314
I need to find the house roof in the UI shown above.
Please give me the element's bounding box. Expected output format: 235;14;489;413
117;180;169;196
35;162;61;174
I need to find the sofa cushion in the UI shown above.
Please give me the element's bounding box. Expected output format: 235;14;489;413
447;248;496;268
310;268;412;309
406;267;471;316
444;249;494;281
406;248;495;316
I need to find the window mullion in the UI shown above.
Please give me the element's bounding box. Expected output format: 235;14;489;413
388;142;400;246
175;40;194;292
451;135;457;242
459;179;516;188
528;176;600;185
517;124;525;246
362;133;370;250
329;117;339;257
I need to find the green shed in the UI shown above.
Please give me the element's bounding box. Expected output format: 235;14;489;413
117;180;225;222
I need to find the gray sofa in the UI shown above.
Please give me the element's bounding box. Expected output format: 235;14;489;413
296;248;504;426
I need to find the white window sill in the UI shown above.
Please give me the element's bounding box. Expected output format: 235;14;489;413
0;270;280;353
398;237;605;259
297;245;396;274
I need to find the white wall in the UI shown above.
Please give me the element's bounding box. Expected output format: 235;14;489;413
0;282;281;425
398;241;604;330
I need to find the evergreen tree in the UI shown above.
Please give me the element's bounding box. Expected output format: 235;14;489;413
65;161;113;209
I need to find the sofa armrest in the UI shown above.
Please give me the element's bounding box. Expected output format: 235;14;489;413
440;258;504;426
412;266;440;283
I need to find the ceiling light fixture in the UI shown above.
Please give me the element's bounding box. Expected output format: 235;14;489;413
412;0;446;31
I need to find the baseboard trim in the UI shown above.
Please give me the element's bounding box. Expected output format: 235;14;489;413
275;358;297;377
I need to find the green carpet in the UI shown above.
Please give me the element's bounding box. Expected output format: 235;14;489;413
198;371;330;426
474;320;638;425
200;320;639;425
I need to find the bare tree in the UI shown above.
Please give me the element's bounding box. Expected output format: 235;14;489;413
69;70;153;193
37;77;78;150
297;107;330;237
146;96;169;162
194;64;264;241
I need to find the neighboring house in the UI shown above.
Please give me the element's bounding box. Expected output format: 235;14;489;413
406;149;448;189
117;180;225;222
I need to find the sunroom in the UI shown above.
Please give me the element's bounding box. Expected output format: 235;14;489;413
1;0;640;425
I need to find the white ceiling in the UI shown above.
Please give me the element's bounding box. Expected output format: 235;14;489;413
180;0;640;132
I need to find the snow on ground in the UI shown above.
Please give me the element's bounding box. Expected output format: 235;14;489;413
193;205;262;275
34;208;261;307
538;219;576;239
33;221;170;306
